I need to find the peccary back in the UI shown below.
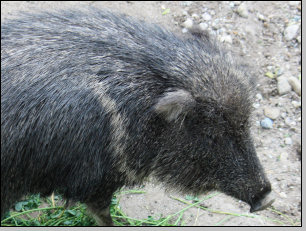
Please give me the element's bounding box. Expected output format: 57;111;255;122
1;8;273;225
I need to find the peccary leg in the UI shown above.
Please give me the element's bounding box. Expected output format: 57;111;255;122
86;200;113;226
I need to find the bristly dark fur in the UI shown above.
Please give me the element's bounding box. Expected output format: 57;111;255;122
1;8;270;225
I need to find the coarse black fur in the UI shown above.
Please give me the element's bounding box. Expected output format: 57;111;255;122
1;8;271;225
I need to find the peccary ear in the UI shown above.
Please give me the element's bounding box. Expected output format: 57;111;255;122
154;89;195;122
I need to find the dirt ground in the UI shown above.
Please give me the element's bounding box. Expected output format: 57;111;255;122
1;1;301;226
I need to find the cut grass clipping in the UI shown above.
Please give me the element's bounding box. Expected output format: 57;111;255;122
1;190;300;226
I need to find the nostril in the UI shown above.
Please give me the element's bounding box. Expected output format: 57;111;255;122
250;184;274;213
252;184;271;204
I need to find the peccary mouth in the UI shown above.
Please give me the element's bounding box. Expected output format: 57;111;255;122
250;192;275;213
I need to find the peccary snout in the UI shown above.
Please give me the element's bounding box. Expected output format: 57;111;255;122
249;184;275;213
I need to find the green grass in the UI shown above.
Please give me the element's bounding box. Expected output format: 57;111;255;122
1;190;301;226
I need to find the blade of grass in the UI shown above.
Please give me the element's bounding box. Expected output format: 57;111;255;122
214;216;233;226
268;207;298;226
1;206;63;224
174;211;184;226
117;190;146;195
157;192;220;226
171;196;287;225
193;207;200;226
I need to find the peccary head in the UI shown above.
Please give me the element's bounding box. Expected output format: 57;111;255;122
149;48;273;212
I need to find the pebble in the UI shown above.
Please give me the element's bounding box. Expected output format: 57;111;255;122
253;103;260;109
284;137;292;145
276;68;284;77
218;27;226;34
264;107;280;120
182;28;188;34
279;192;287;198
257;13;266;22
202;13;212;21
182;18;193;29
296;35;301;43
182;1;192;6
277;76;291;95
285;117;296;126
218;34;233;44
284;24;300;41
292;100;301;108
267;65;274;71
191;13;200;20
182;10;189;16
256;93;263;101
288;77;301;96
199;22;208;31
236;2;248;18
211;19;220;30
260;118;273;129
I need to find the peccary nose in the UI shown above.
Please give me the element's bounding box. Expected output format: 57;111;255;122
250;185;275;213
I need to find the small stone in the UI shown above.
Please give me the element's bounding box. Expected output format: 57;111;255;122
182;28;188;34
236;2;248;18
284;137;292;145
277;76;291;95
257;13;266;21
285;117;291;126
211;20;220;30
202;13;212;21
267;66;274;71
218;34;232;44
182;18;193;29
192;13;200;19
288;77;301;96
264;107;280;120
280;152;289;163
182;10;189;16
285;117;296;126
279;192;287;198
218;27;226;35
182;1;192;6
256;93;263;100
276;68;284;77
199;22;208;31
260;118;273;129
253;103;260;109
297;35;301;44
284;24;300;41
292;101;301;108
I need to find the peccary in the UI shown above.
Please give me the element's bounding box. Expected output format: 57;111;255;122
1;8;274;226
